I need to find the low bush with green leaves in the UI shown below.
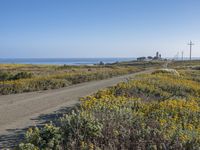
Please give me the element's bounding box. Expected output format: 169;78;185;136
18;124;61;150
0;71;33;81
17;69;200;149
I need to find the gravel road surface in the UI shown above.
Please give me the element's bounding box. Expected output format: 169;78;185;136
0;70;152;148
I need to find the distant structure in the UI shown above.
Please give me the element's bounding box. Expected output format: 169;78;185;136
99;61;104;65
156;52;159;58
153;51;162;60
147;56;153;59
181;51;184;61
188;41;194;60
137;57;146;61
137;52;163;61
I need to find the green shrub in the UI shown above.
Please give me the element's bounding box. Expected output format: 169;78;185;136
17;69;200;149
0;71;33;81
18;143;39;150
13;72;33;80
0;72;13;81
18;124;62;150
60;111;103;149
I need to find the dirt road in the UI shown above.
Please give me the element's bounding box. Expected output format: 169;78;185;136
0;70;152;148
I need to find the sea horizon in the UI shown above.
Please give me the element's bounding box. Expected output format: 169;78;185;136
0;57;137;65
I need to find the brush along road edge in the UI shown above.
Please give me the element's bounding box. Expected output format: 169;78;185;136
0;69;153;148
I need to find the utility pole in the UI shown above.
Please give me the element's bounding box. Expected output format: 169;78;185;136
181;51;184;61
188;41;194;60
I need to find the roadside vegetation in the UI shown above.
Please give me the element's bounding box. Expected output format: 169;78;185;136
17;61;200;150
0;64;142;95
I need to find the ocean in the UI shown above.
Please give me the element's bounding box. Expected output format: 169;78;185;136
0;58;136;65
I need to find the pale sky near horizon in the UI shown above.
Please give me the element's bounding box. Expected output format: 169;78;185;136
0;0;200;58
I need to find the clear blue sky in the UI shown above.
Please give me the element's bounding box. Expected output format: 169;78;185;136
0;0;200;58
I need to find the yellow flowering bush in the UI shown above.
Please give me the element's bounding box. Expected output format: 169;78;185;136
18;69;200;149
0;65;141;95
